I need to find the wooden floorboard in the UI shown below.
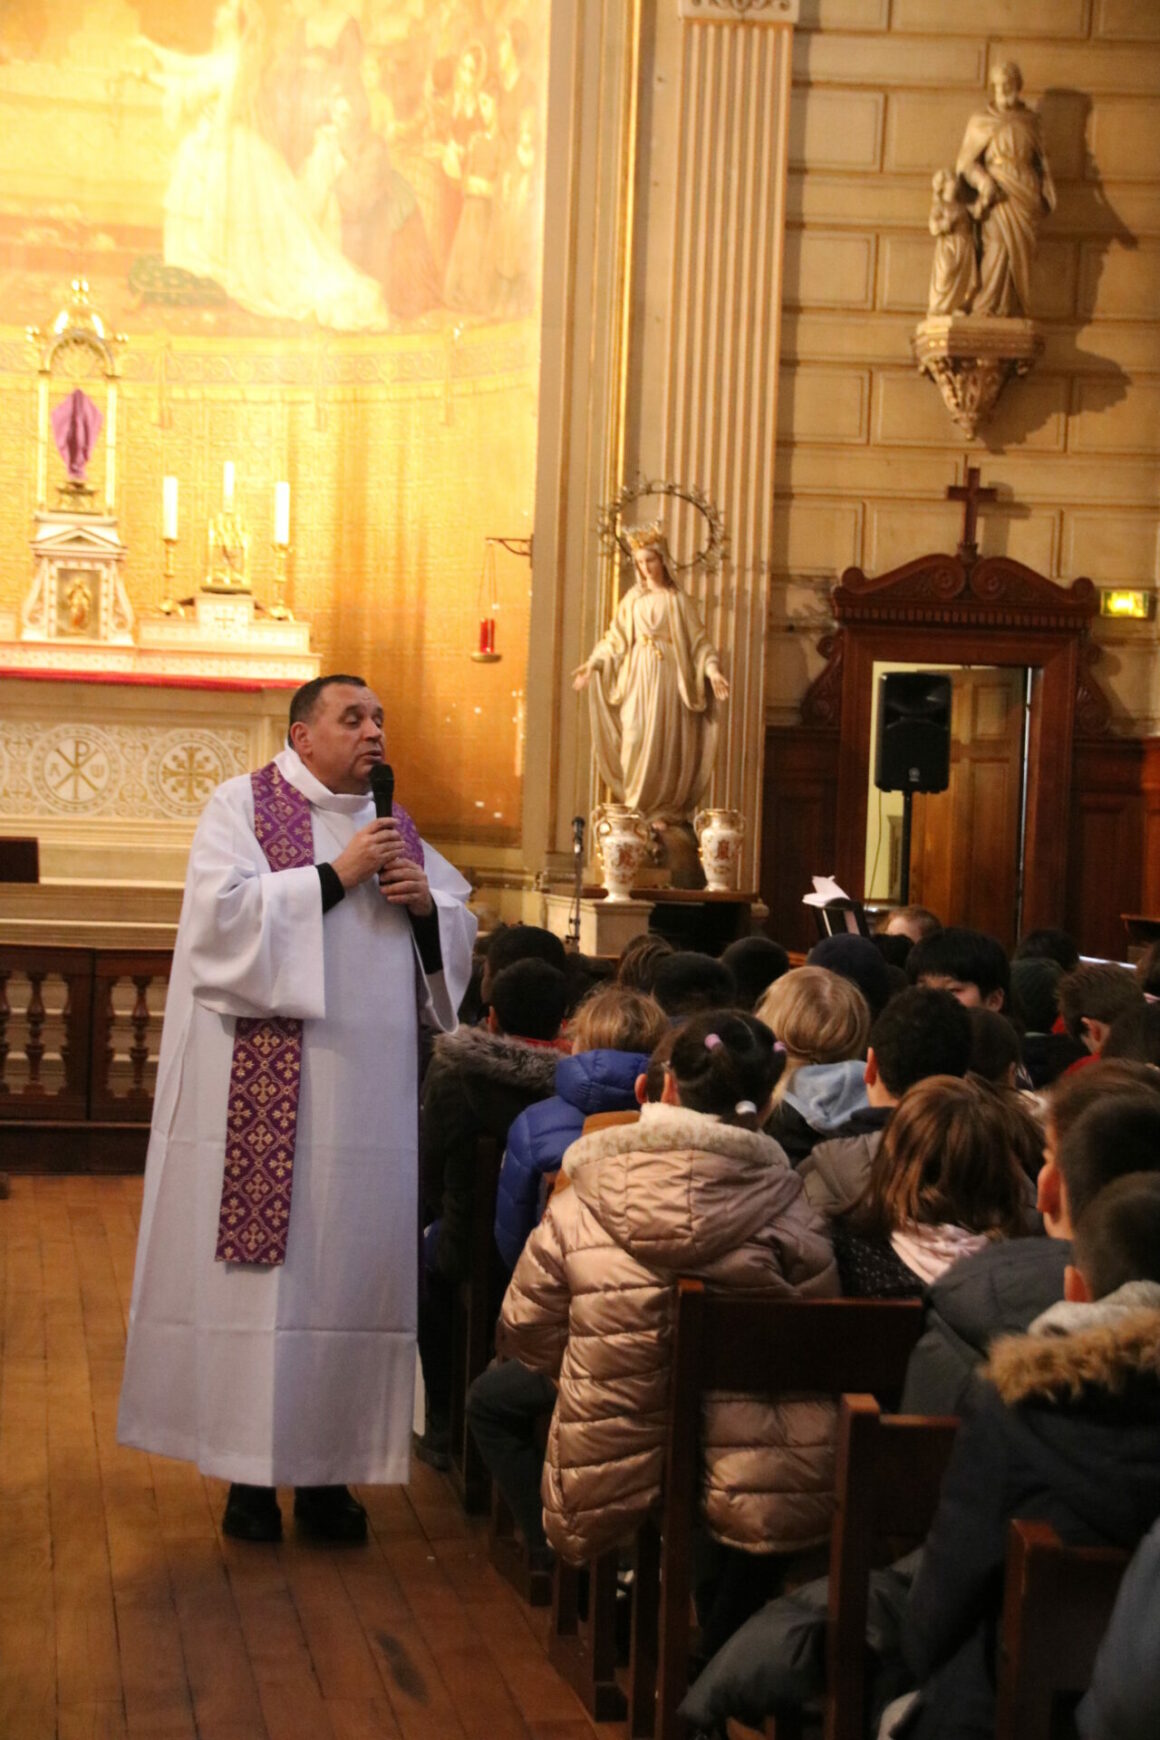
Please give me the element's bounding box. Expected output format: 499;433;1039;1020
0;1176;623;1740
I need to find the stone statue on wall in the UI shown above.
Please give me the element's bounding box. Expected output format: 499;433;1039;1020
572;522;729;824
953;61;1056;319
926;168;979;317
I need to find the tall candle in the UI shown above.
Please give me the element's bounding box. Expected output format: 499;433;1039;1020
274;481;291;548
162;474;178;541
222;460;235;512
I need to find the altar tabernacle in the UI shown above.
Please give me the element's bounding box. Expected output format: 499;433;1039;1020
116;676;476;1539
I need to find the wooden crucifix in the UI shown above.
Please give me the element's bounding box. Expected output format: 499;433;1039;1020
947;464;998;565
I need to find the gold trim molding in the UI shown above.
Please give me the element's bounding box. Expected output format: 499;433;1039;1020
677;0;799;21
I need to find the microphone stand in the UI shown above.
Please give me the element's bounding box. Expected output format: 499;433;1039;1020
568;817;585;952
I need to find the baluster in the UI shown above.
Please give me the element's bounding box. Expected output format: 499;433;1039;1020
24;970;47;1095
129;975;152;1098
97;976;116;1104
0;968;10;1093
59;973;72;1087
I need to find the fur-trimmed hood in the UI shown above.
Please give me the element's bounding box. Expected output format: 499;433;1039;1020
432;1023;562;1093
987;1287;1160;1408
562;1101;808;1268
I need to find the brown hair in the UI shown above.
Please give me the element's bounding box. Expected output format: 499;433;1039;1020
615;931;674;993
1047;1059;1160;1148
1057;962;1145;1043
756;966;870;1102
570;986;668;1056
1073;1171;1160;1297
1056;1093;1160;1228
853;1075;1029;1241
874;905;942;941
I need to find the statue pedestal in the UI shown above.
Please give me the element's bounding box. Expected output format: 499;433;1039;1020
542;893;652;956
912;314;1043;439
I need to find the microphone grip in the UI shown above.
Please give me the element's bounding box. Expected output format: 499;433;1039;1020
371;763;395;820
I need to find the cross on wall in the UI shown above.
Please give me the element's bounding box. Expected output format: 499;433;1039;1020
946;464;998;563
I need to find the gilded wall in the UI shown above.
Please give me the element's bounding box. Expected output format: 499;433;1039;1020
773;0;1160;732
0;0;547;847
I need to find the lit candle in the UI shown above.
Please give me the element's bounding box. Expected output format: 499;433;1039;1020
479;617;496;654
222;460;235;512
162;475;178;542
274;481;291;548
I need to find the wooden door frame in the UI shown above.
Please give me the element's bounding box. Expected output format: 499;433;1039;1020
799;552;1110;935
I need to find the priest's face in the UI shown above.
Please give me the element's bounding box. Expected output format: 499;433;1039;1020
294;683;385;794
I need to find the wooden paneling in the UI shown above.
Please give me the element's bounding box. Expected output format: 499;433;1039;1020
761;726;840;953
1068;739;1146;961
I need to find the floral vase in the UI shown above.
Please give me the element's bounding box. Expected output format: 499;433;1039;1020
592;803;651;902
694;807;747;893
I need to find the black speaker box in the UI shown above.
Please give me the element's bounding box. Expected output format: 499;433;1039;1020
874;672;952;794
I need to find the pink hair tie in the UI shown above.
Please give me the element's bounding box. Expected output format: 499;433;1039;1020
704;1032;722;1050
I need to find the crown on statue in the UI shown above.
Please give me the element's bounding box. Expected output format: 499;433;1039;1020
624;520;668;554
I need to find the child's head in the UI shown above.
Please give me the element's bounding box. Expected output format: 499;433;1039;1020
1058;962;1146;1053
856;1075;1029;1241
807;934;891;1020
615;931;674;993
488;960;568;1041
569;986;668;1057
481;923;567;1003
652;951;737;1018
1039;1061;1160;1236
756;966;870;1100
1070;1172;1160;1300
966;1007;1023;1088
906;926;1010;1011
641;1025;679;1105
1013;927;1080;973
663;1011;780;1129
865;985;972;1102
720;935;791;1011
1009;955;1062;1034
1054;1093;1160;1236
874;904;942;946
1103;1003;1160;1067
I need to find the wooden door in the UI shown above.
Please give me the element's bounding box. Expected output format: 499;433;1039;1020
910;667;1026;946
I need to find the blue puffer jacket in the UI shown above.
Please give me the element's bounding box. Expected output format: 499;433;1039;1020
494;1048;649;1269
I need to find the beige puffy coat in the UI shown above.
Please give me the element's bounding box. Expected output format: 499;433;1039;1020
498;1102;840;1564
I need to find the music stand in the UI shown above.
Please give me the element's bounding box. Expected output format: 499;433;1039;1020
814;897;868;940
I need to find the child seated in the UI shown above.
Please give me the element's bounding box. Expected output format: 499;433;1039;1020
897;1156;1160;1740
494;985;668;1270
906;925;1010;1012
757;966;872;1162
831;1075;1030;1298
496;1010;838;1575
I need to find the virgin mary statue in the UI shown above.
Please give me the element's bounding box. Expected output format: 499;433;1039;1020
573;524;729;823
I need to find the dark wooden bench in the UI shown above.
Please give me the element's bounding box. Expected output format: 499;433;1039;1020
447;1131;507;1512
636;1284;928;1740
994;1518;1130;1740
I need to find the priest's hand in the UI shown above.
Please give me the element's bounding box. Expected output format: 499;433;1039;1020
378;855;434;917
331;818;399;891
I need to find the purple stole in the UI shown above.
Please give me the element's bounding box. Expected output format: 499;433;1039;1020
215;761;424;1267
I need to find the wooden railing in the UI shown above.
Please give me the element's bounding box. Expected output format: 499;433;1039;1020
0;945;172;1172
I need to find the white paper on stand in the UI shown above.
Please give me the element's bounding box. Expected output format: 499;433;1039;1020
802;875;853;908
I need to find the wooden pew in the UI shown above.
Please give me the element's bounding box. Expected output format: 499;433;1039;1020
636;1283;927;1740
823;1395;958;1740
994;1519;1129;1740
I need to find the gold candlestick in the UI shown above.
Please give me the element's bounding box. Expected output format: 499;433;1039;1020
159;535;184;617
269;543;294;620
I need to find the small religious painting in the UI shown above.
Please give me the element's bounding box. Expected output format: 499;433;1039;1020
55;568;102;639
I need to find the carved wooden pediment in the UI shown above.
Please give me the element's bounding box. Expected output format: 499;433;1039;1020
801;549;1112;737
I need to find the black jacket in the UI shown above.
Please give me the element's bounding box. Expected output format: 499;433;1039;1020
420;1026;560;1280
900;1296;1160;1740
1078;1514;1160;1740
900;1237;1072;1416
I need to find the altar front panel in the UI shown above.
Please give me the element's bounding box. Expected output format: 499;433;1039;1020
0;674;293;882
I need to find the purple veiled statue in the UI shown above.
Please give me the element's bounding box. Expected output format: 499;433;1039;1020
51;388;104;482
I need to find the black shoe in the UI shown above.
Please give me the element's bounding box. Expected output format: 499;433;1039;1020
412;1424;451;1471
223;1483;282;1542
293;1484;368;1543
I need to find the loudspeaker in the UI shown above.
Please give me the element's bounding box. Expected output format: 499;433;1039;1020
874;672;952;793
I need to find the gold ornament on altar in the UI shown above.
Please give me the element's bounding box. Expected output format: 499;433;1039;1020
205;463;250;592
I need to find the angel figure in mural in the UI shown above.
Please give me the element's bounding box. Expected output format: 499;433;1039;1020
955;61;1056;319
572;523;730;824
137;0;387;331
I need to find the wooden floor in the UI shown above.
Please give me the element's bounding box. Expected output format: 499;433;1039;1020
0;1175;619;1740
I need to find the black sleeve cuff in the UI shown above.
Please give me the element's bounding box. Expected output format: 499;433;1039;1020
317;862;346;913
410;907;443;974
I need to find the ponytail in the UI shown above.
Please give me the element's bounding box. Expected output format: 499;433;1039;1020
668;1011;778;1126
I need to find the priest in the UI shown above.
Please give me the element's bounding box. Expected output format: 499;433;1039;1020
117;674;476;1542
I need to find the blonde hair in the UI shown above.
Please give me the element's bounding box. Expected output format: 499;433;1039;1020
756;966;870;1101
570;986;668;1056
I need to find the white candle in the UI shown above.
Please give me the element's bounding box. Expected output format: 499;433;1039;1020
222;460;235;512
162;474;178;541
274;481;291;548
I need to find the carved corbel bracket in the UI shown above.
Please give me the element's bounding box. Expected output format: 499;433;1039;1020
912;314;1044;440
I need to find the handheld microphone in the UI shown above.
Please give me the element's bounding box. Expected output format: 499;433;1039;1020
371;762;395;819
572;814;585;856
